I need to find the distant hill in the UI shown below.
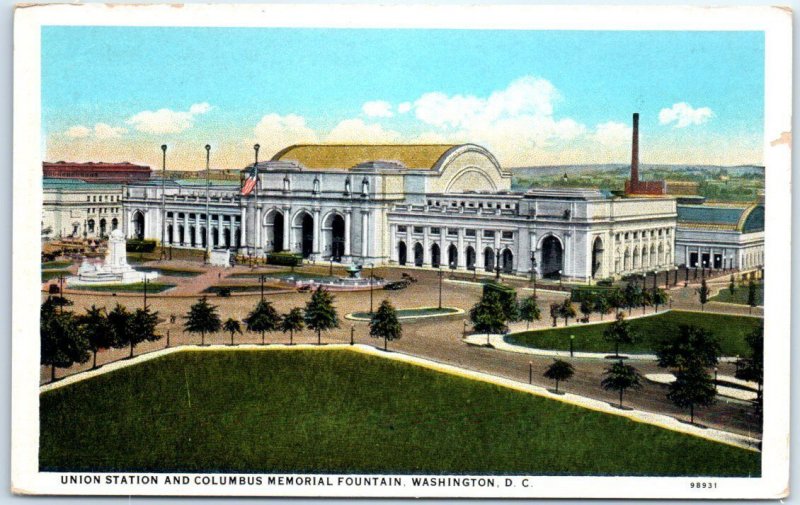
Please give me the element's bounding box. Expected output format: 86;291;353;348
512;164;765;178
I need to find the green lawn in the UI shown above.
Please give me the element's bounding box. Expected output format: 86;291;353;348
506;310;763;356
72;282;176;293
39;350;759;476
41;269;70;282
202;284;284;294
351;307;461;320
711;283;764;306
42;260;72;270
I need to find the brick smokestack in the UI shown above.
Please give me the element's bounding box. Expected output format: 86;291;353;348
631;112;639;186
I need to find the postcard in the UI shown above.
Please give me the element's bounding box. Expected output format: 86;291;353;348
11;3;791;499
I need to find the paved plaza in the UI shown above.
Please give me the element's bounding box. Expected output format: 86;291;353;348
41;260;764;439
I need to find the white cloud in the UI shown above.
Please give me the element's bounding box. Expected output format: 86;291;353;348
65;125;91;138
126;102;212;134
658;102;714;128
326;118;401;143
590;121;632;148
93;122;127;139
362;100;394;118
64;123;127;139
253;113;319;157
397;102;412;114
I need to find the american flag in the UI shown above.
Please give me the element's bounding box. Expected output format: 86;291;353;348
241;165;258;196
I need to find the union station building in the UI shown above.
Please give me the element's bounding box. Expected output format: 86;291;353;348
122;143;681;282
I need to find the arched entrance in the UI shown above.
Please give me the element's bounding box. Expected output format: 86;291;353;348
448;244;458;269
431;243;441;268
200;227;207;248
398;241;407;266
132;211;145;240
99;218;107;237
223;228;231;248
167;224;173;244
466;246;476;270
331;215;345;260
235;228;241;248
502;248;513;274
272;211;285;252
111;218;118;231
484;247;494;272
540;236;563;278
87;219;96;234
592;237;604;279
212;227;219;247
300;213;314;258
190;226;196;247
178;225;185;245
414;243;423;267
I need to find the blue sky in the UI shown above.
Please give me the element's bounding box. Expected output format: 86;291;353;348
42;26;765;169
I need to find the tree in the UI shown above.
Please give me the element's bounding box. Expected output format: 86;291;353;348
623;282;642;315
222;318;242;345
469;290;508;345
304;286;340;345
579;296;593;322
543;359;574;393
697;278;710;311
518;295;541;330
736;326;764;418
667;362;716;424
549;303;560;327
728;274;736;295
607;289;626;316
107;303;134;355
601;360;643;408
655;325;720;372
370;299;403;351
129;307;161;357
651;288;668;313
184;297;221;346
77;305;114;369
559;299;576;326
245;299;281;344
747;280;758;314
40;302;90;382
602;312;637;358
640;289;652;315
593;295;611;321
280;307;305;345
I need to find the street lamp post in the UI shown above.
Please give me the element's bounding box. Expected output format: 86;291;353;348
166;329;170;348
494;249;501;280
350;325;355;346
369;263;375;314
685;266;689;287
437;268;444;309
653;271;658;292
530;252;537;297
204;144;211;263
714;367;719;391
569;334;575;357
463;320;468;338
160;144;168;261
259;274;266;301
528;361;533;384
143;277;148;310
558;270;563;289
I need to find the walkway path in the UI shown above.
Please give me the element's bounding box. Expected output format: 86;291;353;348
40;343;761;452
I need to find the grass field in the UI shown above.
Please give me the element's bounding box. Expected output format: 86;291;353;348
39;350;760;476
42;260;72;270
350;307;461;320
71;282;176;293
506;310;763;356
41;269;70;282
711;283;764;306
202;284;284;294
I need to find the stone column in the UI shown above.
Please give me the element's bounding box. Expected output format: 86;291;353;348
457;229;465;269
240;207;247;251
344;209;352;257
282;207;291;251
423;227;431;265
475;229;483;270
389;224;398;262
194;215;201;248
255;205;262;253
361;210;369;258
313;208;321;258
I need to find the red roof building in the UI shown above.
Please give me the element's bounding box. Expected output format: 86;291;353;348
43;161;152;183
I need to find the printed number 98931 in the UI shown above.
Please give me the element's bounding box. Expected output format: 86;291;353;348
690;482;718;489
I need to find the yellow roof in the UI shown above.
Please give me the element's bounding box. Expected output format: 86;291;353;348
271;144;462;171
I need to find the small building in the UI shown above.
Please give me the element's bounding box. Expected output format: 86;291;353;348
674;203;764;270
42;178;124;239
43;161;151;183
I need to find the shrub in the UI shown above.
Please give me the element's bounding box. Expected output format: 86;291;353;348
126;239;157;253
266;252;303;267
217;287;232;298
482;281;519;322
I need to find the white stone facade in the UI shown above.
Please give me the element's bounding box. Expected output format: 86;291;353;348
121;143;680;280
42;179;124;240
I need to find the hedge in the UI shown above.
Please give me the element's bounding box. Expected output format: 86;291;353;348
126;239;157;253
266;252;303;267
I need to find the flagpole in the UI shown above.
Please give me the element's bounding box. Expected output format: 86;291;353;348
254;144;262;260
205;144;211;263
160;144;167;260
